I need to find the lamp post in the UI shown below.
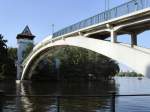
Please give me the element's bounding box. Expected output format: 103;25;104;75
105;0;106;11
108;0;110;10
52;24;54;35
105;0;110;11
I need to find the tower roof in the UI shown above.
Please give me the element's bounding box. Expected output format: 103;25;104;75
17;25;35;40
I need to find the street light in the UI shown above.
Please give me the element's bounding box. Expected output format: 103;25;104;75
108;0;110;10
105;0;106;11
105;0;110;11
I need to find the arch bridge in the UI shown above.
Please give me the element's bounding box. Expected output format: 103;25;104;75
21;0;150;80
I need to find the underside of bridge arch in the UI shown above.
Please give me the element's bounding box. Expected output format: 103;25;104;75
21;36;150;80
27;45;120;81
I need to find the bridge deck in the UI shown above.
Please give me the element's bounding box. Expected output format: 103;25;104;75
53;0;150;38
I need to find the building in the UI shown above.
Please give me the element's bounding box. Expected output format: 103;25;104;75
16;26;35;80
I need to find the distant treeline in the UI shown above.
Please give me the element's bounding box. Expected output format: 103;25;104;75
116;71;143;77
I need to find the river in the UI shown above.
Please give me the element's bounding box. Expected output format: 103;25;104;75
0;77;150;112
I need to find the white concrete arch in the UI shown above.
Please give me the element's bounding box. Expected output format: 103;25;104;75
21;36;150;80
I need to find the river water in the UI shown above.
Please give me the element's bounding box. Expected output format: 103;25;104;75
0;77;150;112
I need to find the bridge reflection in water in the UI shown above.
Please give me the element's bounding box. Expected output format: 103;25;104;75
1;80;116;112
1;78;150;111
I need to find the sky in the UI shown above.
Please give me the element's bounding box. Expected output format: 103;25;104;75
0;0;130;47
0;0;150;71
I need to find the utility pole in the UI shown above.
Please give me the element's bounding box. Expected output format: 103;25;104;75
105;0;107;11
105;0;110;11
52;24;54;35
108;0;110;10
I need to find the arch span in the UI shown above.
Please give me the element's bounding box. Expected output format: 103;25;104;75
21;36;150;80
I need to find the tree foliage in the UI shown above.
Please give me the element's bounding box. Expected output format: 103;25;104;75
32;46;120;81
0;34;7;64
0;35;16;80
23;43;34;59
8;48;17;60
117;71;143;77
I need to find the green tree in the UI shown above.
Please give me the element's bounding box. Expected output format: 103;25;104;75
117;71;143;77
23;43;34;59
32;46;120;81
0;34;7;64
8;48;17;60
0;35;17;80
7;48;17;79
0;34;8;79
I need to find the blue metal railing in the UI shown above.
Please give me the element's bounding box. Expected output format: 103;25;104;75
53;0;150;38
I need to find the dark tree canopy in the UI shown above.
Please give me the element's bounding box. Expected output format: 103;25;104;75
32;46;120;81
0;34;16;80
0;34;8;64
23;43;34;59
8;48;17;60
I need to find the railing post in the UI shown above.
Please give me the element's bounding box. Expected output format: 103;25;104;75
56;96;60;112
110;91;116;112
0;91;4;112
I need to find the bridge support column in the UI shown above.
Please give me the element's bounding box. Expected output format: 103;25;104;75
111;31;117;43
131;33;137;47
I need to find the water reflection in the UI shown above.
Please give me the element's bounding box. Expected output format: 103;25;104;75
1;80;116;112
1;78;150;111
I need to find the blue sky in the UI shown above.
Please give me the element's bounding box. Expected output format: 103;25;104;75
0;0;130;47
0;0;149;71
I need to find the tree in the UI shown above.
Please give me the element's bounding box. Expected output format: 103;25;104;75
8;48;17;60
32;46;120;81
23;43;34;59
0;34;8;79
0;34;7;64
117;71;143;77
0;35;17;80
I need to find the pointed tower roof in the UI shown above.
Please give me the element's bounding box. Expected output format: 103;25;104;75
16;25;35;40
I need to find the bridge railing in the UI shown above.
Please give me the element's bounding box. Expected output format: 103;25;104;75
22;38;57;66
53;0;150;38
1;92;150;112
22;0;150;66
